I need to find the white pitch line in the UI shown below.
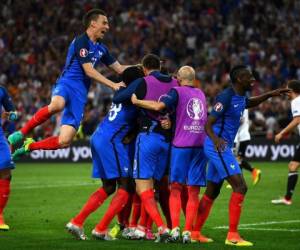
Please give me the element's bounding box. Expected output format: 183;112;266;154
214;220;300;229
12;182;98;189
236;227;300;232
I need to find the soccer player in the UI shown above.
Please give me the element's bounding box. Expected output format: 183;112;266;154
66;66;144;240
113;54;178;242
0;86;17;230
272;80;300;205
234;109;261;185
9;9;126;157
131;66;209;243
198;65;289;246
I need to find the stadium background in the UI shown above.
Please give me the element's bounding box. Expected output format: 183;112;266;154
0;1;299;250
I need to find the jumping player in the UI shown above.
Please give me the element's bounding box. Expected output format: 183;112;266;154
9;9;126;157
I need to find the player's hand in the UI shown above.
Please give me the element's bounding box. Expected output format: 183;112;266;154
213;137;227;152
160;118;171;130
274;132;283;143
113;82;126;91
269;88;291;97
1;112;9;119
131;94;138;104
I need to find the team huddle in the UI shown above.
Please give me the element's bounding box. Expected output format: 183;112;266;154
0;8;298;247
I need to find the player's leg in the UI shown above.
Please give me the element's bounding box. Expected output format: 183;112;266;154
0;169;11;231
238;141;261;185
0;137;14;231
133;133;169;236
272;160;299;205
9;94;65;146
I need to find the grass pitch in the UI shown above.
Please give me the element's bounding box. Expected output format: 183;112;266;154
0;162;299;250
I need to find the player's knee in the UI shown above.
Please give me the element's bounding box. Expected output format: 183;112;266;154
234;183;248;195
103;183;116;196
58;137;72;148
48;101;64;113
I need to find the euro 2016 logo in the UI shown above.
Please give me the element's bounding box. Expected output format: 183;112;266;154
187;98;204;120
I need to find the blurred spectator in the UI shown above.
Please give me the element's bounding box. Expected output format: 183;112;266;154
1;0;300;139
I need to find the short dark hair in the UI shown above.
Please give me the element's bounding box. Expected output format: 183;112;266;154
288;80;300;94
142;54;160;70
122;66;144;86
229;65;248;84
83;9;107;29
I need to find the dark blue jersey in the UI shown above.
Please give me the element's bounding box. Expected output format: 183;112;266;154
210;87;248;147
0;86;15;134
58;33;116;93
97;87;139;141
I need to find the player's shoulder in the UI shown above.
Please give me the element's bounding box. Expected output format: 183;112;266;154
0;85;7;95
216;87;235;103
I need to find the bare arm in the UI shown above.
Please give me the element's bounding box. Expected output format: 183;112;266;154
131;94;166;111
275;116;300;143
109;61;130;74
82;63;124;91
247;88;290;108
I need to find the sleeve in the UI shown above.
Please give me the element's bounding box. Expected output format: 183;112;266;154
0;87;15;112
161;88;178;111
100;45;116;66
245;97;250;108
74;36;92;65
112;79;144;103
291;98;300;117
210;91;232;118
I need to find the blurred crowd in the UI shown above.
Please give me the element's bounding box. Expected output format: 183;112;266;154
1;0;300;140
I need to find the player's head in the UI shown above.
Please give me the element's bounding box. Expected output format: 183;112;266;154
83;9;108;39
141;54;160;75
287;80;300;99
122;66;144;86
230;65;255;91
177;66;195;86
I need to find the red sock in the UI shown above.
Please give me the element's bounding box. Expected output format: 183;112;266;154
129;193;141;227
138;204;148;227
117;193;132;227
72;188;108;227
140;189;165;228
29;136;60;150
229;192;245;233
184;186;200;231
194;194;214;231
0;179;10;215
95;188;129;231
21;106;52;135
146;215;153;230
181;185;188;217
158;176;172;228
169;183;182;228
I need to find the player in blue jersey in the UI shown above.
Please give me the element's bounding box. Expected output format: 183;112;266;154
9;9;127;158
0;86;18;230
113;54;178;242
66;66;144;240
196;65;289;247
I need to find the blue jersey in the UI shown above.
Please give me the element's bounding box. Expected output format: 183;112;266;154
57;33;116;95
0;86;14;134
210;87;248;148
98;102;138;141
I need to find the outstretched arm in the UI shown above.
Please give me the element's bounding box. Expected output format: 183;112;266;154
131;94;166;111
247;88;290;108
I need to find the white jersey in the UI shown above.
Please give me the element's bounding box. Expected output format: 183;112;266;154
234;109;251;143
291;95;300;135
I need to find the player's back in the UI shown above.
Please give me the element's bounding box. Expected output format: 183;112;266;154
95;102;138;141
212;87;247;147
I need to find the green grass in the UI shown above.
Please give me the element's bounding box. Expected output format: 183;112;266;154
0;162;299;250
